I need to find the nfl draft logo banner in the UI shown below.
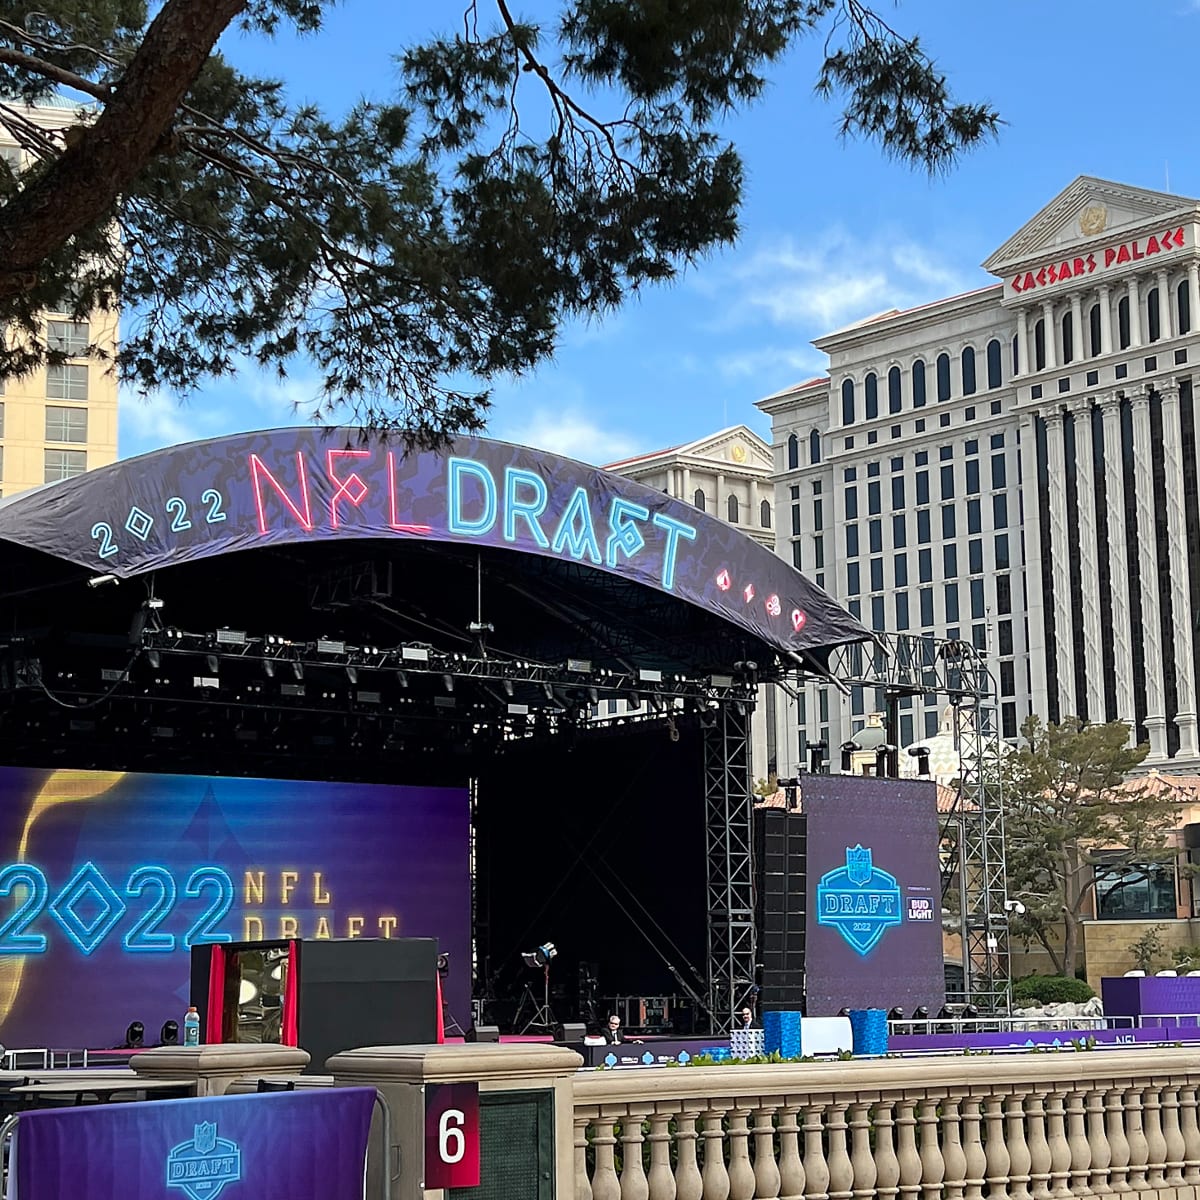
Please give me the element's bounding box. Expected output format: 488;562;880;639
15;1087;375;1200
804;775;944;1016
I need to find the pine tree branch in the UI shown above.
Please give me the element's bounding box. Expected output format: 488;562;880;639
0;47;111;102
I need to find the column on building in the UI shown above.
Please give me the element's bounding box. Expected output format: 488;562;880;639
1128;276;1143;349
1041;300;1058;370
1129;386;1168;759
1188;263;1200;335
1042;407;1076;719
1016;308;1031;376
1098;393;1137;737
1018;408;1050;721
1158;379;1199;757
715;471;725;519
681;466;691;502
1069;294;1083;363
1157;269;1176;340
1067;397;1105;723
1098;284;1114;355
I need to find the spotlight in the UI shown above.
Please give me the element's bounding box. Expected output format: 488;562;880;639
840;740;858;772
542;682;554;702
263;659;275;679
502;679;514;697
443;674;455;693
963;1004;980;1019
292;661;304;681
215;629;246;646
806;740;827;773
912;1006;930;1022
124;1021;145;1049
907;745;931;777
146;650;161;670
837;1007;851;1017
566;658;592;673
638;668;663;683
317;638;346;656
887;1006;905;1021
87;574;118;588
437;952;450;976
159;1020;179;1046
345;665;358;685
587;687;599;705
521;943;558;969
205;655;219;675
396;670;409;687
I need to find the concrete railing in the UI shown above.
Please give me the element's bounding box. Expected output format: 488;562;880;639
571;1049;1200;1200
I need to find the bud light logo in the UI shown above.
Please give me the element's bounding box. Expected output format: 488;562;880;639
166;1121;242;1200
816;844;902;956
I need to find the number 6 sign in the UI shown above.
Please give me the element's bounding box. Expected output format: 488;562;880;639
424;1082;481;1188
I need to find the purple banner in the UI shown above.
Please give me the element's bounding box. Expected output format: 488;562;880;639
0;429;868;660
16;1087;375;1200
889;1025;1200;1053
1101;974;1200;1021
804;776;944;1016
0;767;469;1048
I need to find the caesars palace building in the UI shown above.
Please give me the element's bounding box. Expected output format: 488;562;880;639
758;177;1200;774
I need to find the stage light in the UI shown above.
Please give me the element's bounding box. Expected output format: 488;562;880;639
215;629;247;646
345;666;358;685
317;638;346;656
734;660;758;674
912;1006;930;1021
907;745;931;776
87;574;118;589
205;654;219;675
357;690;381;705
638;668;662;683
159;1020;179;1046
281;683;305;698
887;1006;905;1021
507;703;529;715
401;646;430;662
396;670;409;687
587;687;599;704
626;694;641;710
437;952;450;976
193;675;219;690
541;682;554;701
124;1021;145;1049
837;1007;851;1017
521;943;558;969
875;744;895;776
567;658;592;674
443;674;455;693
146;650;161;669
840;740;858;772
101;668;123;683
292;661;304;681
709;673;734;689
263;659;275;679
963;1004;980;1019
502;679;514;697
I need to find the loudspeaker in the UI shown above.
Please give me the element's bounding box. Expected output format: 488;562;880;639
754;808;807;1008
466;1025;500;1043
555;1022;587;1043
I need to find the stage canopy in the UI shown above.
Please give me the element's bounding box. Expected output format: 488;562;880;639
0;429;867;674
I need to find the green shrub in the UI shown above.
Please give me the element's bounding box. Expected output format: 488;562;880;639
1012;974;1096;1005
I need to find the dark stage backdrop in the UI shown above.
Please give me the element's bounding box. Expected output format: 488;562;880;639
0;768;469;1048
476;723;707;1026
804;775;944;1016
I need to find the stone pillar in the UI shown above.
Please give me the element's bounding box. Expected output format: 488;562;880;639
131;1043;310;1098
1041;301;1058;370
716;471;725;520
329;1042;583;1200
1017;309;1031;376
1043;407;1076;719
1158;380;1199;757
1098;285;1114;355
1018;409;1051;720
1069;294;1084;364
1188;262;1200;335
1130;387;1168;759
681;465;690;501
1098;394;1137;739
1157;269;1176;340
1067;398;1105;723
1128;276;1143;349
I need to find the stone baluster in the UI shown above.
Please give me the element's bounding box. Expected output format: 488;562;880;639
1106;1089;1132;1193
1161;1087;1186;1188
919;1098;946;1200
804;1106;831;1200
726;1109;755;1200
962;1098;987;1200
674;1109;704;1200
827;1103;854;1200
1179;1086;1200;1185
876;1100;902;1200
1045;1093;1073;1200
592;1118;623;1200
752;1106;781;1200
1085;1090;1111;1195
1065;1091;1090;1195
849;1102;878;1200
621;1112;651;1200
941;1099;968;1200
1123;1089;1149;1191
1008;1094;1033;1200
898;1100;923;1200
1026;1095;1052;1200
777;1105;805;1200
577;1115;595;1200
647;1112;677;1200
983;1096;1011;1200
702;1110;732;1200
1141;1089;1167;1189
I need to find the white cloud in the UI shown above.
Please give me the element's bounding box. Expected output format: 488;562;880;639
119;391;205;454
713;345;826;381
497;407;645;465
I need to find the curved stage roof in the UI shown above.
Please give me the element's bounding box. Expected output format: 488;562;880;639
0;429;867;675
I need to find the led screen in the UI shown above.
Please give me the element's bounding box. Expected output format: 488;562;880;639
804;774;944;1015
0;768;469;1049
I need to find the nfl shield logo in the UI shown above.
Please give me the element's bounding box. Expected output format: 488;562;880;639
166;1119;242;1200
194;1122;218;1155
846;845;873;886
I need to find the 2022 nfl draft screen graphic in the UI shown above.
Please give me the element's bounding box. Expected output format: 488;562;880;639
804;774;944;1016
0;767;470;1047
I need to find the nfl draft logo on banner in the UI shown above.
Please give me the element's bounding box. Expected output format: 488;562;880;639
816;845;902;956
166;1121;242;1200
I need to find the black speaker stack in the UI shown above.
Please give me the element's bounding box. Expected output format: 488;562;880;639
754;807;807;1011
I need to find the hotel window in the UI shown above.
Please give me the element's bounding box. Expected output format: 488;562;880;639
998;619;1014;656
970;578;985;618
1147;288;1161;342
1089;303;1101;356
966;459;980;495
813;498;823;530
994;532;1010;570
919;588;934;627
846;524;859;558
888;366;902;414
991;453;1007;489
941;505;956;538
0;401;4;437
0;446;3;480
891;477;905;509
919;548;932;582
997;573;1012;614
870;558;884;591
693;488;706;512
943;544;957;576
993;494;1008;528
1179;280;1191;335
868;480;881;515
47;320;89;357
792;504;802;536
1118;296;1131;349
1002;703;1017;740
841;378;856;425
967;539;982;575
727;494;739;523
792;542;802;569
787;433;799;469
894;553;908;585
847;562;861;595
1034;319;1046;370
940;464;955;500
912;359;927;407
895;592;910;629
1095;855;1176;920
892;514;906;547
944;582;959;622
1061;312;1074;364
986;339;1002;389
814;536;824;569
865;372;879;420
760;500;771;529
44;449;86;482
46;364;88;400
915;470;929;505
45;405;87;443
845;487;858;519
967;498;982;534
916;510;930;544
869;519;882;553
1012;335;1019;375
936;353;951;401
806;429;820;464
961;346;977;395
871;596;884;629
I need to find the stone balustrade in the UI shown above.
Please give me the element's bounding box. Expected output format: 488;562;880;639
571;1049;1200;1200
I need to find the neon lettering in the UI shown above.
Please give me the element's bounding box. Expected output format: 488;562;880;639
447;458;497;536
605;498;649;568
551;487;601;564
250;452;313;533
327;449;370;529
651;512;696;590
503;467;550;548
386;451;433;534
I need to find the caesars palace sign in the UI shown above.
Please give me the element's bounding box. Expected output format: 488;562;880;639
1005;224;1191;298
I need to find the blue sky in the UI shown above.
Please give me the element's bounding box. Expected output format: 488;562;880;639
119;0;1200;464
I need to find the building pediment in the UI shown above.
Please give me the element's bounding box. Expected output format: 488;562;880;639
983;176;1198;278
685;427;772;471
